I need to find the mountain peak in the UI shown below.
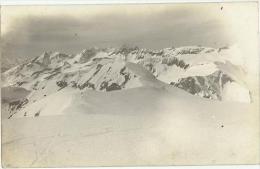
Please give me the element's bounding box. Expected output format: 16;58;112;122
2;45;252;112
41;52;51;66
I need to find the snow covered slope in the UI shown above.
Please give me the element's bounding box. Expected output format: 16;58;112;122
1;45;259;167
2;86;259;167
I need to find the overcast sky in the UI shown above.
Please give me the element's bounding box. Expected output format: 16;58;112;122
1;3;258;70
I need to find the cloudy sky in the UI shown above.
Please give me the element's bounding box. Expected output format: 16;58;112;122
1;3;258;70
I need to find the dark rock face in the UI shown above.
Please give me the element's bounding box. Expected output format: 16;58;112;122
9;99;29;111
34;110;40;117
162;57;189;69
78;82;95;90
56;81;68;90
8;98;29;119
106;83;121;91
171;71;233;100
99;81;109;91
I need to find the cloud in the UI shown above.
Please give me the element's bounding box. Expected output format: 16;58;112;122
1;3;237;70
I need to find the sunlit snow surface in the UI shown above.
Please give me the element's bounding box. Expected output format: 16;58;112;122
2;87;259;167
1;46;259;167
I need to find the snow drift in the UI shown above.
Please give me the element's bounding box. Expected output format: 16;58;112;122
2;86;259;167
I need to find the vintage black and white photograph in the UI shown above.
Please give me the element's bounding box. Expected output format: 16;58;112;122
1;2;259;167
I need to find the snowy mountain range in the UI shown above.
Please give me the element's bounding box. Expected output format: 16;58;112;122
2;45;258;167
1;45;251;118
